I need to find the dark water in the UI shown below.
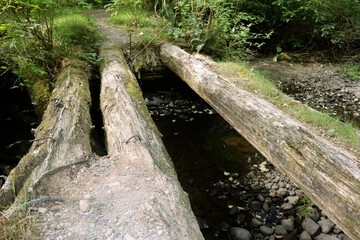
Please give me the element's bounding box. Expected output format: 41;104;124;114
140;71;269;239
0;74;38;179
155;115;263;239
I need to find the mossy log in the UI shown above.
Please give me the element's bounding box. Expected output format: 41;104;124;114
99;45;204;240
160;43;360;240
0;59;93;209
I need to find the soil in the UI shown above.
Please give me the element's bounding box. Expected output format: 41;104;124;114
248;61;360;126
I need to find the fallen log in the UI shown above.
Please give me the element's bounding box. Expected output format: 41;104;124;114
160;43;360;240
99;45;204;240
0;59;93;209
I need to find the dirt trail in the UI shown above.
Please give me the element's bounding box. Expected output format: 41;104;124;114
32;10;201;240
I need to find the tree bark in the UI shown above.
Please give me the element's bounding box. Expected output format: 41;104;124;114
100;45;204;240
0;59;93;209
160;43;360;240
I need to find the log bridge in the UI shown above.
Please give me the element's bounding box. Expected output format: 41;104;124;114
0;42;359;239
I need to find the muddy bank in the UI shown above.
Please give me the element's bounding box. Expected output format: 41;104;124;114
249;61;360;125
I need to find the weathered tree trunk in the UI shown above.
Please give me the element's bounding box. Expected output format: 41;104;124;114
0;59;93;209
100;45;204;240
160;43;360;240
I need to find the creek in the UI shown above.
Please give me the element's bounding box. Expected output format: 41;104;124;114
140;74;283;240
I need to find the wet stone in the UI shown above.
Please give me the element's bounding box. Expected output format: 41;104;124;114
260;226;274;235
250;219;263;228
229;227;251;240
251;201;263;211
275;225;287;236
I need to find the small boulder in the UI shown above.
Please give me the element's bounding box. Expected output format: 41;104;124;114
281;217;294;232
250;219;263;228
281;203;293;210
300;231;312;240
286;196;299;205
318;219;335;234
302;217;320;236
229;227;251;240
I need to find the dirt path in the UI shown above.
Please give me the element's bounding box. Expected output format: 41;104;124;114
32;10;202;240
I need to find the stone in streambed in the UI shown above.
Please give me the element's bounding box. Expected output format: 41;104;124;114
302;217;320;236
318;219;335;233
286;196;299;205
250;219;263;228
229;227;251;240
281;217;294;231
281;202;293;210
300;231;312;240
275;225;287;236
251;201;263;211
260;226;274;235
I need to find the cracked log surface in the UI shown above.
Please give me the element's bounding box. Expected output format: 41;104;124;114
160;43;360;240
99;45;204;240
0;59;93;209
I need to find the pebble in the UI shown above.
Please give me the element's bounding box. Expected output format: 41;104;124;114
79;199;91;213
260;226;274;235
50;206;60;213
250;219;262;228
315;233;338;240
286;196;299;205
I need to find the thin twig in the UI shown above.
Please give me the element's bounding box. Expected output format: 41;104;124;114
143;211;166;225
125;135;141;144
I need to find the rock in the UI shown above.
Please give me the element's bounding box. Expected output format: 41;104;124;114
281;218;294;231
251;201;263;211
263;203;269;212
281;202;293;210
229;227;251;240
258;194;265;202
318;219;335;233
38;207;48;215
269;190;276;197
332;225;342;234
254;232;264;240
250;219;263;228
50;206;60;212
300;231;312;240
279;181;286;188
265;183;272;189
309;208;320;222
273;176;280;182
302;217;321;236
260;226;274;235
271;184;279;190
275;225;287;236
269;235;275;240
277;188;287;196
79;199;91;213
265;197;272;204
287;196;299;205
315;233;338;240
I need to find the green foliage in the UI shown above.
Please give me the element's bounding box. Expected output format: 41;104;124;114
106;7;154;27
335;64;360;81
163;0;270;60
0;0;101;90
296;194;314;219
105;0;153;26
